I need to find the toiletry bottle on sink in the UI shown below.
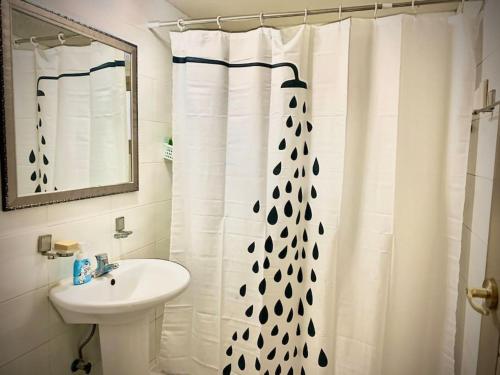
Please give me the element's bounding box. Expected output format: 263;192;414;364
73;245;92;285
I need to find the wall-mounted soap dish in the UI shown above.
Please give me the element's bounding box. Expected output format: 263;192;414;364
38;234;76;259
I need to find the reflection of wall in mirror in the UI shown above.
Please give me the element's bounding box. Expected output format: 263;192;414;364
13;41;130;196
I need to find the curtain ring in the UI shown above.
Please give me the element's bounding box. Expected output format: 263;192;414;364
374;2;378;19
259;12;264;27
216;16;222;30
30;36;39;48
57;32;65;45
303;9;308;24
177;19;185;32
338;4;342;20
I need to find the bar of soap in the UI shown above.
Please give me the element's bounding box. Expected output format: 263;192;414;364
54;240;80;252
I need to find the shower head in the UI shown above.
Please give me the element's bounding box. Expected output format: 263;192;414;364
281;79;308;89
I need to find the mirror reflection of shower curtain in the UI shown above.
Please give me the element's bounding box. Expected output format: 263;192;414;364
13;48;38;196
20;41;129;194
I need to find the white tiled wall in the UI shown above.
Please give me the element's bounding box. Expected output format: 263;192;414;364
455;0;500;374
0;0;185;373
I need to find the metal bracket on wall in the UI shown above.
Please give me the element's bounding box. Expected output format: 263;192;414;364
473;88;499;115
114;216;133;239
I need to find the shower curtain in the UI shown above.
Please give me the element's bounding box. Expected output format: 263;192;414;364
12;48;38;196
14;41;129;195
161;11;477;375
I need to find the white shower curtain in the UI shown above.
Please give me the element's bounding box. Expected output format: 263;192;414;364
14;41;129;195
161;11;477;375
13;48;38;196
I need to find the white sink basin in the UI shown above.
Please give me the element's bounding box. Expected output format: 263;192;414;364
49;259;190;375
50;259;190;324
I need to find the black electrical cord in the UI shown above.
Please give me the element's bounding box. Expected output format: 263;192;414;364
78;324;97;360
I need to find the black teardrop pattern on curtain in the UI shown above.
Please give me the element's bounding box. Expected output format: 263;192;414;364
29;100;50;193
223;88;329;373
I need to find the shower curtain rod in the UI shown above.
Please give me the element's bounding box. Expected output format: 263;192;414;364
14;32;87;45
147;0;478;29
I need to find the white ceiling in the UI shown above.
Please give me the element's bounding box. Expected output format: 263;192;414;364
164;0;458;30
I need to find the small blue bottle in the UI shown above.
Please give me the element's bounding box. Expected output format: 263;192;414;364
73;247;92;285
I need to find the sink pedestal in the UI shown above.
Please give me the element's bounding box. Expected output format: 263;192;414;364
49;259;190;375
99;316;149;375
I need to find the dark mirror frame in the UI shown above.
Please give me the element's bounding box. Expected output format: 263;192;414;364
0;0;138;210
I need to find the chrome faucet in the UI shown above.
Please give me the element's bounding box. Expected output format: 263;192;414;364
93;253;119;278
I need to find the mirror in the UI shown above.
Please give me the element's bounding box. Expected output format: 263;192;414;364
0;0;138;210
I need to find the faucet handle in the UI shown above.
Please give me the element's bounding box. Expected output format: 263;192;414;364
95;253;109;264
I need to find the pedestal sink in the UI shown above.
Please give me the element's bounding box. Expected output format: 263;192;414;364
49;259;190;375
